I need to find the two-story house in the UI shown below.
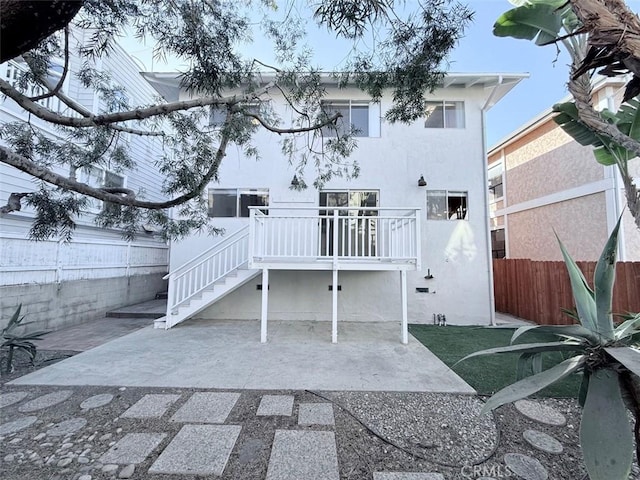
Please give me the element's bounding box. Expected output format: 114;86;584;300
488;76;640;262
144;72;526;342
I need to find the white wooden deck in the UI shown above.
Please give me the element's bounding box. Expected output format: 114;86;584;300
165;207;421;343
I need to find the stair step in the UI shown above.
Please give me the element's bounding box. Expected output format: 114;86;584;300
154;316;167;329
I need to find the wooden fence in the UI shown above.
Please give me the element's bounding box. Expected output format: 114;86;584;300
493;259;640;325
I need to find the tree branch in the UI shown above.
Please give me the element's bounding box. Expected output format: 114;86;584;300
28;26;70;102
0;124;231;211
0;1;83;63
242;111;341;134
0;78;276;128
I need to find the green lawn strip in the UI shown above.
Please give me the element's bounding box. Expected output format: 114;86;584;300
409;324;581;398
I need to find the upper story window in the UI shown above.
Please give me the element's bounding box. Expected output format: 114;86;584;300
80;166;125;213
427;190;468;220
424;101;465;128
321;101;370;137
208;188;269;217
488;163;504;202
210;104;260;127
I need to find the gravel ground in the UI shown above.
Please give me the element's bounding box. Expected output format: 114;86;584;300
0;349;637;480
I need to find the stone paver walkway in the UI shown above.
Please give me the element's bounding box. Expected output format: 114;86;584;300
0;385;582;480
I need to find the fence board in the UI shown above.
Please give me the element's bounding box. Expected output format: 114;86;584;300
493;259;640;325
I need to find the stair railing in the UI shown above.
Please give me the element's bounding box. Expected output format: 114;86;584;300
164;226;250;317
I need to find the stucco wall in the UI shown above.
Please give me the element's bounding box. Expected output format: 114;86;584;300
170;84;494;325
508;193;609;261
506;127;603;205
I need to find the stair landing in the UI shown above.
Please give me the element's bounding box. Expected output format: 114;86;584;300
106;299;167;319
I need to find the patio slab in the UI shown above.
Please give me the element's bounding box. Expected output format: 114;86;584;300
9;320;474;393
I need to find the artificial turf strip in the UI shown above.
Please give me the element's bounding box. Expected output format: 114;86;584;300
409;324;581;398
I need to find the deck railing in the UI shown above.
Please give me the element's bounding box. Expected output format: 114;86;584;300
249;207;420;267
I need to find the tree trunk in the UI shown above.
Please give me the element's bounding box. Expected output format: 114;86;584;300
0;0;83;63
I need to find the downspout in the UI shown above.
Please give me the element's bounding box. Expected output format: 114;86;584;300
481;75;503;326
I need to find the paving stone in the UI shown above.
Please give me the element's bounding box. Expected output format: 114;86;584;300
148;424;241;475
47;418;87;437
99;433;167;465
373;474;445;480
118;463;135;478
121;394;180;419
0;416;38;435
514;400;566;426
18;390;73;413
0;391;29;408
171;392;240;423
298;403;335;426
504;453;548;480
523;429;564;454
81;394;114;410
266;430;339;480
257;395;294;416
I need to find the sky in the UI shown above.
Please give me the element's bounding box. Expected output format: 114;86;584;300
121;0;638;148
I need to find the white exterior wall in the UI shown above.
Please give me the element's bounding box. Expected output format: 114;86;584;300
170;84;493;325
0;30;169;329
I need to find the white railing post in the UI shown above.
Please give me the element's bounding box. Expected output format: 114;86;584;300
415;209;422;269
249;209;255;265
333;210;339;268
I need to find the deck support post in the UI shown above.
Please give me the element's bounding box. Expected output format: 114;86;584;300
332;269;338;343
261;268;269;343
400;270;408;344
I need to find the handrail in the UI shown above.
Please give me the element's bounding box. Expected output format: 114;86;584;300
163;225;249;280
166;227;250;318
249;206;420;212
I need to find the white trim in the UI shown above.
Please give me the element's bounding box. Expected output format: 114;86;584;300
494;178;613;217
261;268;269;343
400;270;408;343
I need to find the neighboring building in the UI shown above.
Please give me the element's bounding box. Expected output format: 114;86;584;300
488;77;640;262
0;29;169;331
144;72;526;340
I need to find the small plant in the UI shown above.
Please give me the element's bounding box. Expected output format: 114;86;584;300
458;217;640;480
1;304;50;375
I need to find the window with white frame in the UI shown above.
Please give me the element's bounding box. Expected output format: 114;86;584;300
80;166;125;212
424;101;465;128
321;101;371;137
488;163;504;202
427;190;468;220
491;228;506;258
208;188;269;217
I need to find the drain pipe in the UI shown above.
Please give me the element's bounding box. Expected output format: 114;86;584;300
481;75;504;326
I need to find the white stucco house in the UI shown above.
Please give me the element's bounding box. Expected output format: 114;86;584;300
144;72;526;343
0;29;169;331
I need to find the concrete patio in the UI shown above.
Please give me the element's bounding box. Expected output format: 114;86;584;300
10;319;474;393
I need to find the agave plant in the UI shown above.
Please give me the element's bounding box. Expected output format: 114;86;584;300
458;217;640;480
1;304;50;375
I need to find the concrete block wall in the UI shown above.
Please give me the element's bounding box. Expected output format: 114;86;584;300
0;273;167;332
